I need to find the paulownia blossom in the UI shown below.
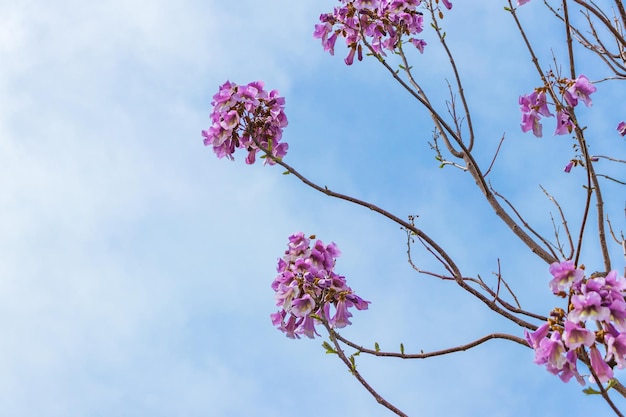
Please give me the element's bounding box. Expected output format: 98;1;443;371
314;0;447;65
202;81;288;165
618;121;626;137
271;232;370;339
563;75;597;108
527;262;626;385
519;90;552;137
519;75;597;138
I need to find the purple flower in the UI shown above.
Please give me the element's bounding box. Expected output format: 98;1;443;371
563;160;574;173
331;299;353;328
203;80;289;165
564;75;596;107
314;0;428;64
534;331;566;370
618;121;626;137
609;299;626;332
589;345;613;383
344;46;357;66
519;91;552;137
409;38;427;53
291;294;316;317
520;111;543;137
313;22;336;54
557;350;585;385
299;314;320;339
548;260;584;294
441;0;453;9
562;320;595;349
605;326;626;369
569;291;611;323
270;233;369;339
554;109;574;135
606;270;626;291
283;315;300;339
517;0;531;5
525;322;550;349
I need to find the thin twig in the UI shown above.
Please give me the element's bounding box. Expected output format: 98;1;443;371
492;187;560;260
484;135;505;178
333;332;529;359
540;185;575;259
323;322;408;416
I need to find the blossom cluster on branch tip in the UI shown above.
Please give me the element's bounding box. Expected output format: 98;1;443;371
519;75;596;138
270;232;370;339
314;0;451;66
202;81;288;165
526;260;626;385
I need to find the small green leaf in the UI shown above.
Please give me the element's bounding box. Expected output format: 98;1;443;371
374;342;380;352
400;343;405;355
581;379;617;396
282;171;290;175
353;350;361;357
583;386;601;395
322;341;337;354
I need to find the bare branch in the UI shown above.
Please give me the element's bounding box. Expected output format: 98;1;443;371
492;187;560;260
541;185;575;259
323;322;408;416
333;332;529;359
484;134;505;178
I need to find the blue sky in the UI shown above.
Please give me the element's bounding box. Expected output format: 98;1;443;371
0;0;624;416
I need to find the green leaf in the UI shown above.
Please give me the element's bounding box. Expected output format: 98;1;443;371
282;171;290;175
353;350;361;357
374;342;380;352
400;343;405;355
583;386;601;395
322;341;337;354
608;379;618;390
584;379;619;395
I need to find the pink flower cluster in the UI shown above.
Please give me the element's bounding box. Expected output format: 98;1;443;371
270;232;370;339
519;75;596;137
202;81;288;165
526;260;626;384
314;0;451;65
